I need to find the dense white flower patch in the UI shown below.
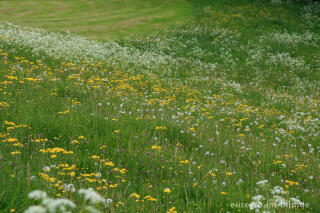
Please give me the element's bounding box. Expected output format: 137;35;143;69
0;23;215;78
259;31;320;47
25;190;75;213
24;189;110;212
78;188;106;204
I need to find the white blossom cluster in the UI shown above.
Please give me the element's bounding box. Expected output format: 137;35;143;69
249;180;306;213
0;23;215;78
25;190;75;213
24;189;110;213
259;31;320;47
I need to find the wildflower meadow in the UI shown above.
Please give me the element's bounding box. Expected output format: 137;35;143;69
0;0;319;212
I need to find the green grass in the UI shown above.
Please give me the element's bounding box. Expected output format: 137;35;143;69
0;0;319;212
0;0;194;40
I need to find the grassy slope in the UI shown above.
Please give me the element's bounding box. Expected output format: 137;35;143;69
0;0;194;40
0;0;319;212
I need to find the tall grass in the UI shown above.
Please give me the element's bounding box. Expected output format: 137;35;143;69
0;0;319;212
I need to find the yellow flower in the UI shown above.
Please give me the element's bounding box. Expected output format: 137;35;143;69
10;209;15;212
144;195;157;202
72;140;80;144
167;207;177;213
163;188;171;194
151;145;161;151
105;161;115;167
11;151;21;155
207;171;216;178
155;126;167;130
7;138;18;143
114;129;120;133
120;168;128;174
0;102;9;107
285;180;299;186
221;192;227;195
130;193;140;199
51;155;57;158
90;155;100;160
109;184;118;188
226;172;232;176
179;160;189;164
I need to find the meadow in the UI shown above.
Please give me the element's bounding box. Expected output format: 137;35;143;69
0;0;319;212
0;0;194;40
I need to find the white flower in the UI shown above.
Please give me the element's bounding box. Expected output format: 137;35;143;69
290;197;304;206
24;205;46;213
42;198;75;213
271;186;284;194
236;178;243;185
86;206;101;213
28;190;47;200
43;166;50;172
249;201;262;210
106;198;113;204
78;189;105;204
252;195;264;201
63;184;76;192
271;195;288;207
256;180;268;187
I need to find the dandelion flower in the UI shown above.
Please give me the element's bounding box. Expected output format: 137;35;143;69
106;198;113;204
11;151;21;155
104;161;115;166
163;188;171;194
167;207;177;213
179;160;189;164
130;193;140;199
